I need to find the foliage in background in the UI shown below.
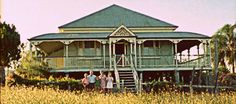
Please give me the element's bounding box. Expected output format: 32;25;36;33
219;73;236;86
0;22;21;67
5;72;82;90
211;23;236;73
15;44;49;79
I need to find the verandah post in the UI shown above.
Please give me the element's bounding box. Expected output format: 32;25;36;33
203;40;207;67
138;41;142;68
187;49;190;67
134;40;137;68
173;40;180;83
102;42;106;68
197;45;200;68
109;41;112;69
62;40;72;69
113;42;115;61
130;42;133;54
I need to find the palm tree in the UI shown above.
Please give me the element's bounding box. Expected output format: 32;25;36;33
211;23;236;73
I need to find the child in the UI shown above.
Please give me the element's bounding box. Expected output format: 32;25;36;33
82;73;89;91
95;76;101;91
99;71;106;93
106;72;114;93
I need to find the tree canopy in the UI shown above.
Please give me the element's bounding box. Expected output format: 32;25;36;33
211;23;236;73
15;44;49;78
0;22;21;67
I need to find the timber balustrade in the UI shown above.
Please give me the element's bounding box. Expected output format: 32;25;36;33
36;53;210;70
138;54;211;68
43;56;110;69
112;54;120;89
130;54;139;91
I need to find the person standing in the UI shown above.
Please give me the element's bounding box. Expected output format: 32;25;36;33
106;72;114;93
81;73;89;91
95;76;100;91
99;71;106;93
88;70;96;90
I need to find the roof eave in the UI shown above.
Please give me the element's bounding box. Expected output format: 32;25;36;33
29;37;108;41
137;37;210;39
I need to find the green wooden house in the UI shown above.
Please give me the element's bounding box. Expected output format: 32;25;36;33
29;5;211;90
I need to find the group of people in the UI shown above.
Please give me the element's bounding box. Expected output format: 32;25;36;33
82;70;114;93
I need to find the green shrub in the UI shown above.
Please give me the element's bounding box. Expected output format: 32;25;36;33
6;73;83;90
143;80;176;92
221;73;236;86
16;46;49;78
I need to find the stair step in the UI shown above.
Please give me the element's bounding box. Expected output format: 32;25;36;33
119;74;133;77
117;69;137;91
120;80;135;82
123;84;136;87
120;80;134;82
120;82;135;84
125;88;136;90
119;71;133;74
119;77;134;79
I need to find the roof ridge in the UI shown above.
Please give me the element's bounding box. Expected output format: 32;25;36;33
111;5;178;27
59;4;178;28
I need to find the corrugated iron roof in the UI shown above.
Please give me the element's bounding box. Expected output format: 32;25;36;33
29;33;109;40
136;32;210;39
29;32;209;40
59;4;177;28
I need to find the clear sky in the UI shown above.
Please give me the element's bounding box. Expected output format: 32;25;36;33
2;0;236;43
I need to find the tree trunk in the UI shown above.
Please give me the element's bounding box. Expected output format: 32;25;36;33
0;66;5;84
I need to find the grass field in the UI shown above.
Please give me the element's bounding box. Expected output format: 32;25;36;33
1;86;236;104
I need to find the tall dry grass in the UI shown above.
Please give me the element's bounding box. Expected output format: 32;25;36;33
1;86;236;104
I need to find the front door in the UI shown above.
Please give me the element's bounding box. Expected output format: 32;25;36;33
115;44;126;67
115;44;124;55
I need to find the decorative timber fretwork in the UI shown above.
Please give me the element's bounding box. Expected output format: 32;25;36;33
114;27;131;36
60;40;73;45
31;41;43;46
109;25;136;37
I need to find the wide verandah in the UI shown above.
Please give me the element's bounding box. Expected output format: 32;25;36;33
29;33;211;72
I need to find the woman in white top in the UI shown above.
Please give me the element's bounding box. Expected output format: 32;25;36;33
106;72;114;93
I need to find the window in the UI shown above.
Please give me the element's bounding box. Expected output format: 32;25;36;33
84;41;95;48
144;41;154;47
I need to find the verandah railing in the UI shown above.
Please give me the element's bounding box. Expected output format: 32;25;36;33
44;56;110;69
138;54;211;68
41;54;210;70
178;54;211;67
139;55;174;68
115;54;131;67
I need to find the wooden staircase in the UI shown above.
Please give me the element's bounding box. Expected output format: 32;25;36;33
118;69;136;92
113;54;139;92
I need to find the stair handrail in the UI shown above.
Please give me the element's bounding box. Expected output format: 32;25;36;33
130;54;139;91
113;54;120;89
